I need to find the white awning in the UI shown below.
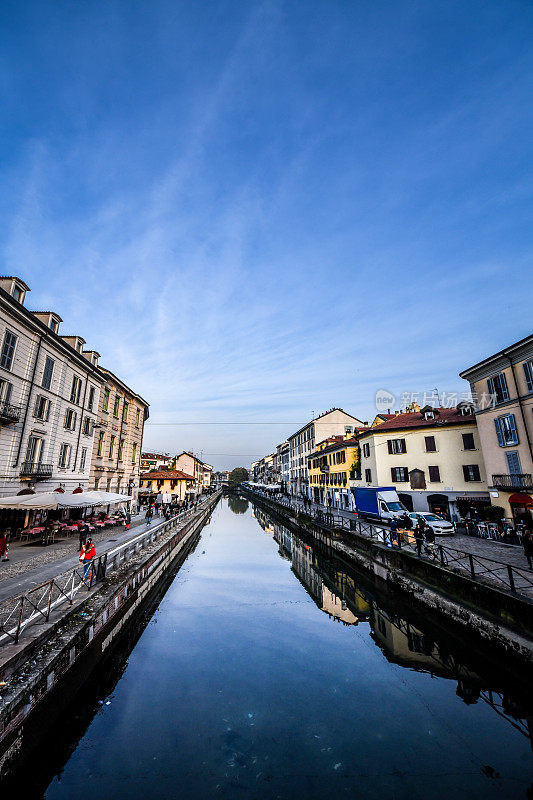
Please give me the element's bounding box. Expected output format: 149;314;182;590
0;490;132;510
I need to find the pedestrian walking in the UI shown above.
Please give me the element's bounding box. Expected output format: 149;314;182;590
424;524;436;557
79;537;96;581
414;517;425;557
78;521;89;551
523;529;533;570
145;507;152;525
0;533;9;562
124;510;131;531
389;517;399;547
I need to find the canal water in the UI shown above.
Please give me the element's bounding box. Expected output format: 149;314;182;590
24;498;533;798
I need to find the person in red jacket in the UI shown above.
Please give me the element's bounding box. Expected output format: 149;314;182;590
0;533;9;562
79;537;96;580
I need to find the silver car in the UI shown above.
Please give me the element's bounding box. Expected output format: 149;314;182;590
408;512;454;536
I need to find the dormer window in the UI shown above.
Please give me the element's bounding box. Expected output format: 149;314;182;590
12;285;23;303
50;319;58;333
420;405;439;421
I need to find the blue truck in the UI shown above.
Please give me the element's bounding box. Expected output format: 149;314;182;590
353;487;408;522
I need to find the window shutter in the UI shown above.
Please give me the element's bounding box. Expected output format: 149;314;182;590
524;361;533;393
487;377;494;397
508;414;518;444
400;439;406;453
33;396;40;416
494;418;504;446
387;440;393;454
463;465;469;481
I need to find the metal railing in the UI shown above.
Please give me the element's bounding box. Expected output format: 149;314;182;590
244;488;533;599
492;473;533;491
0;400;21;423
20;461;53;478
0;495;217;647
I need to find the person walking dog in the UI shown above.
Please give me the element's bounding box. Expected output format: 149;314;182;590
79;537;96;581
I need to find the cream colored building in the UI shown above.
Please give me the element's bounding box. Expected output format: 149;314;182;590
173;452;212;496
460;334;533;523
354;403;489;520
89;367;149;505
288;408;365;497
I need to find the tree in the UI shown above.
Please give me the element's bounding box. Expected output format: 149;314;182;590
228;467;249;485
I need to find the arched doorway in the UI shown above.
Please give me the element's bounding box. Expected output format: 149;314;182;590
398;493;413;511
427;494;450;517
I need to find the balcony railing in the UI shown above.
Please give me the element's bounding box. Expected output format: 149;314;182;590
0;401;22;424
492;473;533;491
20;461;53;478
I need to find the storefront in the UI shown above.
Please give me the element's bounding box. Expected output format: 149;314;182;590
508;492;533;527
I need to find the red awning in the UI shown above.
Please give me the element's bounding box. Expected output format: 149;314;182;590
509;493;533;504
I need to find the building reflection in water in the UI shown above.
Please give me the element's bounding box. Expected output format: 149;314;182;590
252;501;533;750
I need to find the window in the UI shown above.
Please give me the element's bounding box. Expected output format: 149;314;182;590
70;375;82;404
424;436;436;452
132;442;137;464
387;439;406;454
97;431;104;457
50;318;58;333
463;464;481;482
135;408;140;427
524;361;533;393
487;373;509;404
0;378;12;404
64;408;77;430
113;395;120;417
118;439;124;461
462;432;475;450
25;436;43;464
58;443;72;469
362;442;370;458
87;386;95;411
33;394;50;421
494;414;519;447
365;468;372;482
122;401;129;423
12;285;23;303
505;451;522;475
82;416;92;435
109;435;115;458
102;388;110;412
80;447;87;471
42;356;54;389
0;330;17;371
428;466;440;482
391;467;409;482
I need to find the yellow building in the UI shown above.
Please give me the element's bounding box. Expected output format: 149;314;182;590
307;434;364;510
139;469;195;505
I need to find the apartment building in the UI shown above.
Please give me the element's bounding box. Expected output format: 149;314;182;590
288;408;364;498
354;403;489;519
141;452;171;472
139;469;195;504
276;441;290;490
460;334;533;524
308;434;365;510
0;276;104;496
174;452;212;496
89;366;149;503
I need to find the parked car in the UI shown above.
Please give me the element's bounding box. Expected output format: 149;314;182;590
408;512;454;536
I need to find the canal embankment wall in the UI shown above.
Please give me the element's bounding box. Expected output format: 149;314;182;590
0;493;221;779
242;490;533;677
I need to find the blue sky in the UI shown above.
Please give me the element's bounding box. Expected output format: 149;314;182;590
1;0;532;469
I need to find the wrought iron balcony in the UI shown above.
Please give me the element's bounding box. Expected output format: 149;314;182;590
491;473;533;491
0;400;22;424
20;461;53;478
